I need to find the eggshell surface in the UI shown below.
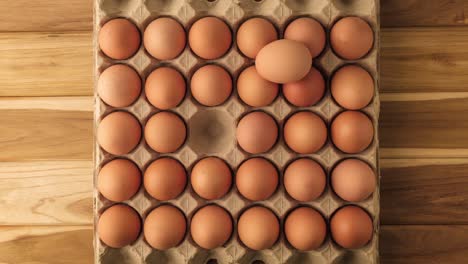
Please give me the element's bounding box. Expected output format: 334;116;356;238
237;66;278;107
145;67;186;110
331;206;373;249
191;157;232;200
237;17;278;58
284;111;327;154
144;205;186;250
97;111;141;155
236;111;278;154
283;67;325;107
284;17;326;57
190;205;233;249
191;64;232;106
144;158;187;201
236;158;278;201
332;159;376;202
331;17;374;60
145;112;186;153
285;207;326;251
98;64;141;107
144;17;186;60
189;17;232;59
284;158;326;202
99;18;140;60
98;204;141;248
238;206;279;250
256;39;312;83
331;111;374;153
98;159;141;202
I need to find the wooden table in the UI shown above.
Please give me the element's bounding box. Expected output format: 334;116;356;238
1;1;468;263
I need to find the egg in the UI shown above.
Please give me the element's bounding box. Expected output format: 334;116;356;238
256;39;312;83
236;158;278;201
145;111;186;153
330;206;373;249
190;64;232;106
331;65;374;110
98;159;141;202
191;157;232;200
98;64;141;107
97;111;141;155
98;204;141;248
284;17;326;57
237;66;278;107
145;67;186;110
189;17;232;59
331;17;374;60
236;111;278;154
99;18;141;60
331;111;374;153
284;158;326;202
236;17;278;58
238;206;279;250
144;157;187;200
283;67;325;107
332;159;376;202
144;205;186;250
190;205;233;249
284;111;327;154
285;207;326;251
144;17;186;60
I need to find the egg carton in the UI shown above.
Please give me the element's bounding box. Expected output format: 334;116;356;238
93;0;380;263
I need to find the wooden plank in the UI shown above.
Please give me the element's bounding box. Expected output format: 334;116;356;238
1;94;468;161
382;0;468;27
0;32;92;97
381;27;468;93
0;0;93;32
0;226;93;264
0;225;467;264
0;161;93;225
1;28;466;96
380;96;468;151
0;97;93;161
0;0;467;32
381;159;468;225
381;225;468;264
1;158;467;226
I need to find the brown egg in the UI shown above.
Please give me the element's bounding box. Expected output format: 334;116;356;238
237;17;278;58
237;66;279;107
331;65;374;110
191;64;232;106
284;158;326;202
190;205;233;249
285;207;326;251
284;111;327;154
331;111;374;153
332;159;376;202
189;17;232;59
191;157;232;200
98;204;141;248
98;159;141;202
236;158;278;201
144;17;186;60
283;67;325;107
145;67;186;110
331;17;374;60
331;206;373;249
144;205;186;250
256;39;312;83
99;18;141;60
98;64;141;107
97;111;141;155
238;206;279;250
144;158;187;201
284;17;326;57
145;112;186;153
236;111;278;154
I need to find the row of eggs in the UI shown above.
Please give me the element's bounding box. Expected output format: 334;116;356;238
97;110;374;155
99;16;374;61
99;203;373;252
99;157;375;204
98;63;374;111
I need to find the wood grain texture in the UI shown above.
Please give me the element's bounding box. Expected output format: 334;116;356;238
0;98;93;161
0;226;93;264
0;161;93;225
381;159;468;224
381;27;468;93
381;225;468;264
1;158;465;226
0;32;92;96
0;0;93;32
382;0;468;27
2;28;466;96
0;0;466;32
1;225;467;264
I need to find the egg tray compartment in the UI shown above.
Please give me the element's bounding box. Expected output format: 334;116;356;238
93;0;381;263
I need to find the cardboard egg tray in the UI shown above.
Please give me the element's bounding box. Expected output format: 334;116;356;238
93;0;380;263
